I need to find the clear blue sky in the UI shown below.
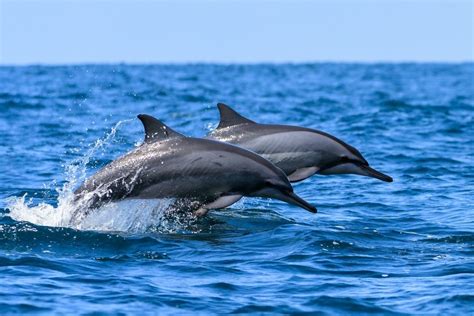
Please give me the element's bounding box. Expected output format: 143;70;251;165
1;0;472;64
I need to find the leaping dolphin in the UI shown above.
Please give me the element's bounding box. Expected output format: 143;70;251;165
207;103;393;183
74;114;316;215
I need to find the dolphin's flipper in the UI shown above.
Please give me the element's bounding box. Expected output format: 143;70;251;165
217;103;256;129
203;194;243;210
288;167;319;182
137;114;185;143
194;194;243;216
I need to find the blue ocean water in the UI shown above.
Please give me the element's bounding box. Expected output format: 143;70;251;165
0;63;473;314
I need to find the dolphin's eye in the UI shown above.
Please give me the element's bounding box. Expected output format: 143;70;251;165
264;180;275;187
340;156;350;162
265;180;289;192
264;180;280;189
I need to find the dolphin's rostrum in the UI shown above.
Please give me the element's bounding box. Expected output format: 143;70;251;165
74;114;316;215
208;103;393;183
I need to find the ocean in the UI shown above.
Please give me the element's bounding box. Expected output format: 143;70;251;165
1;63;473;314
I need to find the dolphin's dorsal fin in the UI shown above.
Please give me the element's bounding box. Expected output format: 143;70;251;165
217;103;256;129
137;114;185;143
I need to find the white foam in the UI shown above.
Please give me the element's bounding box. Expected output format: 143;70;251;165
5;120;195;233
7;194;184;233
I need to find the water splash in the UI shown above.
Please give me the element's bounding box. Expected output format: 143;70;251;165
64;119;133;193
6;119;193;233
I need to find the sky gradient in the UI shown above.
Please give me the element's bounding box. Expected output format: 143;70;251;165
1;0;473;64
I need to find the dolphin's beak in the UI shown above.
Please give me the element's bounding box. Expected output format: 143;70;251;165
359;165;393;182
251;187;317;213
278;190;317;213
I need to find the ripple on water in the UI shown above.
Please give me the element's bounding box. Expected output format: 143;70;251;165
0;63;473;314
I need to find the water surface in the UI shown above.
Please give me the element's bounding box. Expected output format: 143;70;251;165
1;64;473;314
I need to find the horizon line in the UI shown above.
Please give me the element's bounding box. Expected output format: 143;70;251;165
1;60;473;67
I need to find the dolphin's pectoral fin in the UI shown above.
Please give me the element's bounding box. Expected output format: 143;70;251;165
194;194;243;217
216;103;256;129
288;167;319;182
137;114;185;143
203;194;243;210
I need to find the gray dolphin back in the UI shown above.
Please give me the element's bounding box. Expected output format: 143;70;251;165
74;114;316;213
209;103;393;183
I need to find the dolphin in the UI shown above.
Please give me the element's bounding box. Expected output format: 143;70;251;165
74;114;316;215
207;103;393;183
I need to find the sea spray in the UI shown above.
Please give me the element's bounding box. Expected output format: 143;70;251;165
6;119;193;233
